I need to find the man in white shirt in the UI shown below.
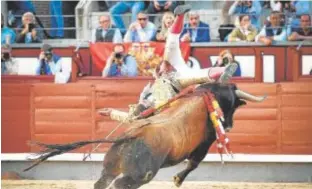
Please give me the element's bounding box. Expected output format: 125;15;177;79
255;11;287;45
91;14;123;43
36;44;71;83
124;12;157;42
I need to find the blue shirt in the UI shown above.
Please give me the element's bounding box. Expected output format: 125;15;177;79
1;27;16;45
124;22;156;42
108;55;138;77
36;54;62;75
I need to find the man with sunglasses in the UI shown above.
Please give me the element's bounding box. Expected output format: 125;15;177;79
124;12;157;42
91;14;123;43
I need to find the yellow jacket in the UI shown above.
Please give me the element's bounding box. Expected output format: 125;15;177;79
228;27;258;42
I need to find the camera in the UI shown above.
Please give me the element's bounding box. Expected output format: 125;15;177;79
28;23;35;32
222;57;229;65
3;52;10;60
114;52;123;60
44;51;53;60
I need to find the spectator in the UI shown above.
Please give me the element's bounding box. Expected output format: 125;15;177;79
102;44;138;77
288;14;312;41
215;49;241;77
289;0;310;29
49;0;64;38
180;11;210;42
228;0;262;29
124;12;156;42
1;14;16;45
36;44;71;83
267;1;291;26
155;12;174;42
146;0;178;22
228;14;257;42
109;1;145;34
91;14;123;43
1;45;18;75
255;11;287;45
8;1;36;27
16;12;42;43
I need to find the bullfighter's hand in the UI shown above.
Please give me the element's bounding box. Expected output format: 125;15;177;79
98;108;112;116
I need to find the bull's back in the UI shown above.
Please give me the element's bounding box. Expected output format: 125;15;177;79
139;96;208;163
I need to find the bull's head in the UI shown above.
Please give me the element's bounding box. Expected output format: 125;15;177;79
198;83;266;132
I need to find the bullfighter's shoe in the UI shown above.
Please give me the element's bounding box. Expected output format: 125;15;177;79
218;63;238;83
174;4;191;16
171;4;191;34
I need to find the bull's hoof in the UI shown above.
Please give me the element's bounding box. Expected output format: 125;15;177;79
173;175;183;187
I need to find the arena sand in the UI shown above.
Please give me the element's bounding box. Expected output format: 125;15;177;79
2;180;312;189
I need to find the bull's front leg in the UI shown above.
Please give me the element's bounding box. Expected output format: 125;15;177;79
173;135;215;187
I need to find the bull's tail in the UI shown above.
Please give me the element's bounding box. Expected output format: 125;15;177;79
23;137;127;172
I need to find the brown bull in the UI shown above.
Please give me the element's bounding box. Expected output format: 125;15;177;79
24;83;266;189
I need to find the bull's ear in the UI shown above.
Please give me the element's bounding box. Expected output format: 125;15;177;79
237;100;247;107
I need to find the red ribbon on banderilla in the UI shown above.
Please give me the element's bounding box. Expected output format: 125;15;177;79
203;91;233;163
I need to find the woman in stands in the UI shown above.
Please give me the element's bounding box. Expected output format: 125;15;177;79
228;14;257;42
155;12;175;42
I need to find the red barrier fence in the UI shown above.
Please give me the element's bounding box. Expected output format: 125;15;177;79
2;81;312;154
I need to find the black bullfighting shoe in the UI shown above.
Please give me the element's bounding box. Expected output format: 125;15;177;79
174;4;192;16
218;63;238;83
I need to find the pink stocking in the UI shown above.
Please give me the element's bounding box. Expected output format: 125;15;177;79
170;14;185;34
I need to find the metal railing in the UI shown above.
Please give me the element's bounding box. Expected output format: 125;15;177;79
6;11;312;41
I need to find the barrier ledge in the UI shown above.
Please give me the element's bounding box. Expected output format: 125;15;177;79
2;153;312;163
9;41;312;49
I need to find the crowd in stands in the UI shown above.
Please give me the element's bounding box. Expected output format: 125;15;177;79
1;0;312;80
90;0;312;44
2;1;312;45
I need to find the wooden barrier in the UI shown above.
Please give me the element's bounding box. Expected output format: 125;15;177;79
2;80;312;154
10;45;312;82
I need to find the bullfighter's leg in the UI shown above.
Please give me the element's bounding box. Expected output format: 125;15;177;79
165;5;238;83
164;4;191;73
173;135;216;187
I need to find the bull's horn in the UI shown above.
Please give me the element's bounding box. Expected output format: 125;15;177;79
235;90;267;102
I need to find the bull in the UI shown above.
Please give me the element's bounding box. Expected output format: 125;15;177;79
24;83;266;189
